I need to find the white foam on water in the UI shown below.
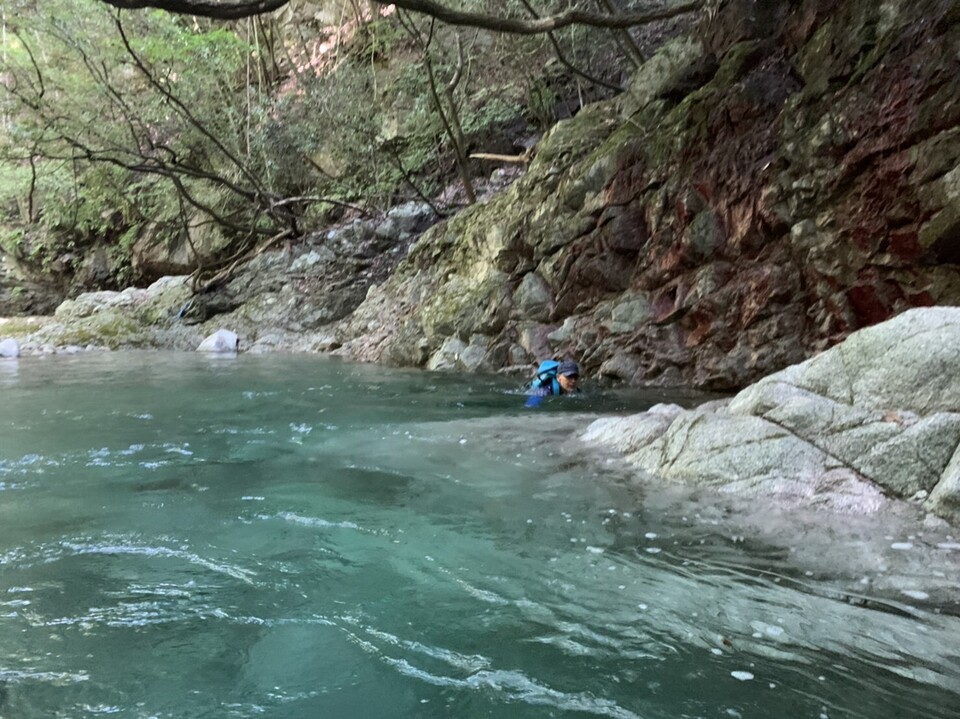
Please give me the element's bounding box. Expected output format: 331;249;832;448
60;540;256;584
275;512;360;531
451;578;511;606
551;621;623;650
78;704;122;714
750;621;786;640
529;635;598;656
397;638;490;672
1;599;31;608
381;660;640;719
0;668;89;684
731;671;754;681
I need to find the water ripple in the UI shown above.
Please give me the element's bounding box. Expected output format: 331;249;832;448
0;668;89;685
59;540;257;584
389;661;642;719
273;511;361;531
331;612;642;719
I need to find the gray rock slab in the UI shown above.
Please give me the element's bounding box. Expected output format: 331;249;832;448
579;403;684;454
514;272;553;322
581;308;960;522
733;307;960;415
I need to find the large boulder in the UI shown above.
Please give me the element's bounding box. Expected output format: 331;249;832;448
582;308;960;522
131;215;232;281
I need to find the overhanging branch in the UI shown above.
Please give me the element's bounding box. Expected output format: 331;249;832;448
100;0;702;34
101;0;289;20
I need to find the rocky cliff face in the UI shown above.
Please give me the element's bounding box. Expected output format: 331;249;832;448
334;0;960;390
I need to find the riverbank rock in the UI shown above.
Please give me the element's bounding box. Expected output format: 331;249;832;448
582;308;960;522
0;276;200;354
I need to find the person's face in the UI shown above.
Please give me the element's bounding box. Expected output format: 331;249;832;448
558;373;579;392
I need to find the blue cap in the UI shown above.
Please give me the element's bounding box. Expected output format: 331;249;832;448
557;360;580;377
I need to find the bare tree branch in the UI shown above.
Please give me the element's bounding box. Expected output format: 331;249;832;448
9;29;45;104
114;17;266;197
101;0;289;21
100;0;702;35
398;12;476;204
596;0;645;67
517;0;622;92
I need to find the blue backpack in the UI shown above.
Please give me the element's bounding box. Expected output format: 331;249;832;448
531;360;561;395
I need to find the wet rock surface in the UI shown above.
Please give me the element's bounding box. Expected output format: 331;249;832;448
581;308;960;524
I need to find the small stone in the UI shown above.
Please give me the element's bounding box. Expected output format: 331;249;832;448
197;329;238;353
0;338;20;358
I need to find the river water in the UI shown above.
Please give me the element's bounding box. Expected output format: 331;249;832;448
1;352;958;718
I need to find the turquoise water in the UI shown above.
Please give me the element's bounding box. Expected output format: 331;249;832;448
1;353;958;718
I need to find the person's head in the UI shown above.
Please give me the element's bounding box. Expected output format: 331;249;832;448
556;359;580;393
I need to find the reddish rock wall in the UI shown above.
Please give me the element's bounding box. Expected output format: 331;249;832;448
556;0;960;388
336;0;960;390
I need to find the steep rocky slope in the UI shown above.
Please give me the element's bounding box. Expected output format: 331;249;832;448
2;0;958;393
333;0;960;389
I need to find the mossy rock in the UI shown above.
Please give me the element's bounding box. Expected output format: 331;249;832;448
38;312;149;349
0;317;46;338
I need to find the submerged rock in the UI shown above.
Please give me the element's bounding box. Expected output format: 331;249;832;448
582;308;960;523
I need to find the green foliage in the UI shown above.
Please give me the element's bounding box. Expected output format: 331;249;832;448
0;0;631;294
526;79;557;130
461;90;522;135
136;19;249;66
0;0;258;284
0;227;24;256
354;16;407;64
0;164;34;221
